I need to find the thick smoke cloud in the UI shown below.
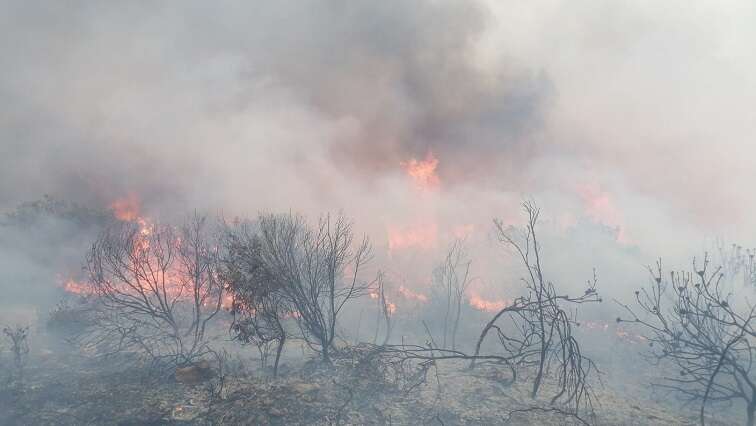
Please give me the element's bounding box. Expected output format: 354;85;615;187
0;0;549;213
1;0;755;304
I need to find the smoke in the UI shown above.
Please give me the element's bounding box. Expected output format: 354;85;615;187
0;1;546;210
1;0;755;307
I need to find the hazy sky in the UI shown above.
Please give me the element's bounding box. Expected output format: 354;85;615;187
2;0;755;260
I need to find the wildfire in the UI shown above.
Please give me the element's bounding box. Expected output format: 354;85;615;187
578;320;647;344
401;152;440;191
397;285;428;303
614;327;647;344
62;195;203;304
61;277;95;296
468;292;510;313
387;302;397;315
110;193;141;222
109;193;152;235
576;183;629;244
387;222;438;253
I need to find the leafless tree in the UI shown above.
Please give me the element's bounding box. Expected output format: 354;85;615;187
2;325;29;383
432;239;471;350
256;213;373;364
470;201;601;416
716;239;756;288
617;255;756;426
219;220;289;377
82;213;224;369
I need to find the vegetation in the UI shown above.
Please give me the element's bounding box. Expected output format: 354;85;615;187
618;255;756;425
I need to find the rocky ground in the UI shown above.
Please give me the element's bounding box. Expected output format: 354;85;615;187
0;342;741;426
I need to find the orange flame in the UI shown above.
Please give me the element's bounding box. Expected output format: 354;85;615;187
578;320;647;344
401;152;440;191
468;292;510;313
110;193;142;222
576;183;629;243
62;196;221;307
387;223;438;253
397;285;428;303
61;278;95;296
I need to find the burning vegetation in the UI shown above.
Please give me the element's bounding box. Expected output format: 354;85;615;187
1;192;750;426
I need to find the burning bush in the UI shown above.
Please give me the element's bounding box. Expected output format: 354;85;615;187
80;213;224;369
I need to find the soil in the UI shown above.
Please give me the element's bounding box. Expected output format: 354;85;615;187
0;344;740;426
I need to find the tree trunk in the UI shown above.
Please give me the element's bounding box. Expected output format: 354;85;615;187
273;336;285;377
321;341;331;364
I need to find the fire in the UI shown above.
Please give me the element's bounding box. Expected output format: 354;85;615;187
614;327;647;344
109;193;152;235
576;183;629;243
62;195;227;307
578;320;648;344
468;292;510;313
61;277;95;296
397;285;428;302
401;152;440;191
387;222;438;253
110;193;141;222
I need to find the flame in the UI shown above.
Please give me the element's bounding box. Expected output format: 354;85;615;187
387;222;438;253
578;320;647;344
614;327;647;344
468;292;510;313
387;302;397;315
61;278;95;296
397;285;428;302
401;152;440;191
110;193;142;222
576;183;629;243
62;196;229;308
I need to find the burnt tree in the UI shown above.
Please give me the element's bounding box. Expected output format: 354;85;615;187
2;325;29;383
471;201;601;416
256;213;372;364
432;239;471;350
617;255;756;426
219;220;289;376
83;214;224;368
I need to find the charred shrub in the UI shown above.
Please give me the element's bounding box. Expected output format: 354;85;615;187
471;201;601;418
3;325;30;384
219;219;290;377
251;213;372;365
46;297;95;338
618;255;756;426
